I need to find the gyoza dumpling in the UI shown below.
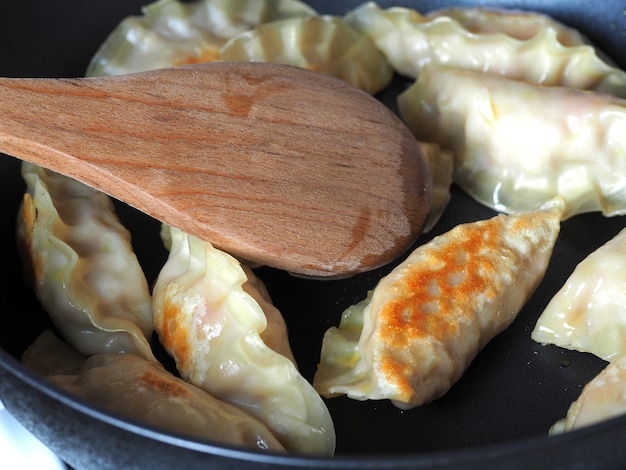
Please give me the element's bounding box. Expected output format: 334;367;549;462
397;64;626;219
22;331;286;452
86;0;316;76
550;354;626;434
344;3;626;96
426;7;588;46
220;15;393;94
532;228;626;361
152;226;335;456
313;198;565;409
17;163;155;362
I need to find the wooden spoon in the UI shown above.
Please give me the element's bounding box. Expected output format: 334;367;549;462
0;62;431;277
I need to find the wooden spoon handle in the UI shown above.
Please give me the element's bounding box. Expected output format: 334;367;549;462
0;62;431;276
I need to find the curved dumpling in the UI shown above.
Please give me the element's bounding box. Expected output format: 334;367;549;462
345;3;626;96
550;354;626;434
397;64;626;219
425;7;589;46
86;0;317;76
313;198;565;409
221;15;393;95
17;163;155;362
22;331;286;452
532;228;626;362
152;226;335;456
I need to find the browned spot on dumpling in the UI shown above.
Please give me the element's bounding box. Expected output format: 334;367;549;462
379;356;415;400
376;215;528;399
379;224;498;338
314;199;563;407
137;370;193;398
17;193;44;286
173;47;221;66
159;294;191;372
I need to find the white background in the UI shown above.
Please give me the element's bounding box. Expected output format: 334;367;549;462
0;399;67;470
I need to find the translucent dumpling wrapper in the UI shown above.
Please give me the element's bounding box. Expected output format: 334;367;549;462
17;163;155;362
532;228;626;362
220;15;393;95
313;198;565;409
417;142;453;233
426;7;589;46
425;6;616;70
86;0;317;76
152;226;335;456
550;354;626;435
22;331;286;453
344;2;626;97
398;64;626;219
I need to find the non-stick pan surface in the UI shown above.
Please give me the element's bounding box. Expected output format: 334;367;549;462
0;1;625;469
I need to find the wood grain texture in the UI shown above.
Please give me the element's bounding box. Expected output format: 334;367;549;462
0;62;431;276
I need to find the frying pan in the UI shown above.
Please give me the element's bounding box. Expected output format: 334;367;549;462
0;0;625;468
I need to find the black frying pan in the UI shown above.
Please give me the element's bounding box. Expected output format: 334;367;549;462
0;0;625;468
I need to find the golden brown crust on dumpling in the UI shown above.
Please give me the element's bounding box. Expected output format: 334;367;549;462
315;199;565;409
158;288;193;373
153;227;335;455
376;207;559;403
17;193;39;286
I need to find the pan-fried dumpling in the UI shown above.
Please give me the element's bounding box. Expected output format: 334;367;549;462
86;0;316;76
532;228;626;361
344;3;626;96
397;64;626;219
152;226;335;456
313;198;565;409
220;15;393;95
22;331;286;452
17;163;155;362
550;354;626;434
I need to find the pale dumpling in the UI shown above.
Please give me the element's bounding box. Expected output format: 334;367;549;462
550;354;626;434
344;3;626;96
532;228;626;361
152;226;335;456
220;15;393;95
425;7;589;47
17;163;156;362
398;64;626;219
313;198;565;409
86;0;316;76
22;331;286;452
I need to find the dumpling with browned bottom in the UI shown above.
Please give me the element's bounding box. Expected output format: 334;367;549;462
152;226;335;456
22;331;286;452
313;198;565;409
